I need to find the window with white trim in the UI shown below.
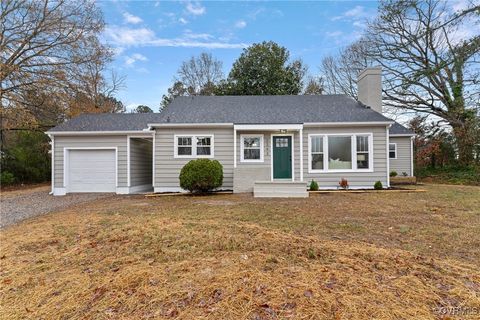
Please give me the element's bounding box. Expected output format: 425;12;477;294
241;135;264;162
174;135;213;158
308;133;373;172
389;143;397;159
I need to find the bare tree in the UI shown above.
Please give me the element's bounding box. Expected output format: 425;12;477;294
176;52;224;95
303;76;325;95
0;0;119;130
363;0;480;165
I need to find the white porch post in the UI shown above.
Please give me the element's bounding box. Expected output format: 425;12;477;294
299;128;303;182
233;128;237;168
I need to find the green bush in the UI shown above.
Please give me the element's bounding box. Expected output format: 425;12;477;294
1;171;15;185
309;180;319;191
402;172;408;177
179;159;223;193
374;181;383;190
390;170;398;177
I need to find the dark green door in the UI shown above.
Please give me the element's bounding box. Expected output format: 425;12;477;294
273;136;292;179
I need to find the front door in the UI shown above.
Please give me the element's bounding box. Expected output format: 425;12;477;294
273;136;292;179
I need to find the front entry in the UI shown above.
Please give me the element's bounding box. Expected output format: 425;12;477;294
272;135;292;179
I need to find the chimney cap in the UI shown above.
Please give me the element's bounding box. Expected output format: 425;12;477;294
358;67;382;81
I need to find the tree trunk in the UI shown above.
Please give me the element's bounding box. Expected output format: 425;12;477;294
452;122;475;166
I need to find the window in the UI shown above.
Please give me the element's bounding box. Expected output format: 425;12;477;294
174;135;214;158
241;135;264;162
308;133;373;172
328;136;352;170
389;143;397;159
310;136;324;170
356;135;369;169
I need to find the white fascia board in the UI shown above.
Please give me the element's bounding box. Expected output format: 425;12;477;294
47;130;153;136
234;124;303;131
303;121;394;127
389;133;416;137
148;123;233;128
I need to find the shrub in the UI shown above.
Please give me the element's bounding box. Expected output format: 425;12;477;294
1;171;15;185
402;172;408;177
374;181;383;190
390;170;398;177
179;159;223;193
339;178;349;190
309;180;319;191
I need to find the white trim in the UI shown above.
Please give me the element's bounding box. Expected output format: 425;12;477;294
149;123;233;128
240;134;264;163
299;128;304;182
51;136;55;194
152;132;156;187
386;127;390;188
410;136;414;176
233;128;237;168
389;142;397;159
154;187;186;193
53;187;66;196
173;134;215;159
48;130;153;136
234;124;303;131
129;184;153;193
389;134;415;137
307;133;374;173
127;137;131;187
63;147;118;193
271;134;295;181
304;121;393;127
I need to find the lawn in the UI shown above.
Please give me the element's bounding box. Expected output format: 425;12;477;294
1;184;479;319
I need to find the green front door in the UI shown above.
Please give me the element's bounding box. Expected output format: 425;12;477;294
273;136;292;179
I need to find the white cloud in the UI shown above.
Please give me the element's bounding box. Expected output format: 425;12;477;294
185;1;206;16
325;31;343;37
123;12;143;24
235;20;247;29
344;6;365;18
124;53;148;66
331;5;375;22
105;26;247;49
179;17;188;24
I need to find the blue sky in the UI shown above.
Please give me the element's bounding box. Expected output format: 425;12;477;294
100;1;379;112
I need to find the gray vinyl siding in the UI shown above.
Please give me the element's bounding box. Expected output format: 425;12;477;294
130;138;153;187
53;135;128;188
234;131;301;192
303;126;388;188
389;136;413;176
154;127;234;190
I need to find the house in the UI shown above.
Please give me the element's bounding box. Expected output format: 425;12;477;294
47;67;414;197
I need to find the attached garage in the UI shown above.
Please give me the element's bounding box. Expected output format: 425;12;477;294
65;149;117;193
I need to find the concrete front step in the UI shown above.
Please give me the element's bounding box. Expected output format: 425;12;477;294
254;181;308;198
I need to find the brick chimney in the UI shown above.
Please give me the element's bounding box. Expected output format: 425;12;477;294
357;67;382;114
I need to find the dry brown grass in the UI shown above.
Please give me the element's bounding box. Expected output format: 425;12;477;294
1;184;479;319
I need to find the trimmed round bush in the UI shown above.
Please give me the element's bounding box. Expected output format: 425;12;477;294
179;159;223;193
309;180;319;191
390;170;398;177
374;181;383;190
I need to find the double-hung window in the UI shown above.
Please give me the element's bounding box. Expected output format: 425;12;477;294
389;143;397;159
309;133;373;172
174;135;214;158
240;135;264;162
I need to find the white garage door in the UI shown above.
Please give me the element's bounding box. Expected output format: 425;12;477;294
67;149;116;193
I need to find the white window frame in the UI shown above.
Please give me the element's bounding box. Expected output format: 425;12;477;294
389;143;397;159
240;134;264;163
174;134;214;158
308;133;374;173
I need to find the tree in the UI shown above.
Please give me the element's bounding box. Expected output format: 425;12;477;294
160;81;188;111
362;0;480;165
222;41;307;95
133;105;153;113
176;53;224;95
0;0;120;131
303;77;325;95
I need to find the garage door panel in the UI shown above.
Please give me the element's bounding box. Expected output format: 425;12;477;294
67;149;116;193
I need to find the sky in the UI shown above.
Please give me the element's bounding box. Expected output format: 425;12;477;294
99;1;380;112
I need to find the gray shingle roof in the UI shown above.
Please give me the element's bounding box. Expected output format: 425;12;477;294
158;95;392;124
48;95;407;133
390;122;414;135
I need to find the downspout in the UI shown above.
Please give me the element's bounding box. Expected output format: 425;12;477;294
48;134;54;195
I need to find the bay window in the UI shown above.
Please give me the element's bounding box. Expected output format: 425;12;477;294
308;133;373;172
174;135;214;158
241;135;264;162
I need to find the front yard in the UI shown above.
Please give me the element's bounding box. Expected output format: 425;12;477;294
1;184;479;319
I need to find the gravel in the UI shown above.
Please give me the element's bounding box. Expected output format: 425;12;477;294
0;186;112;228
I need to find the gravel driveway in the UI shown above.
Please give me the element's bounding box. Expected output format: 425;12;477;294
0;186;112;228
